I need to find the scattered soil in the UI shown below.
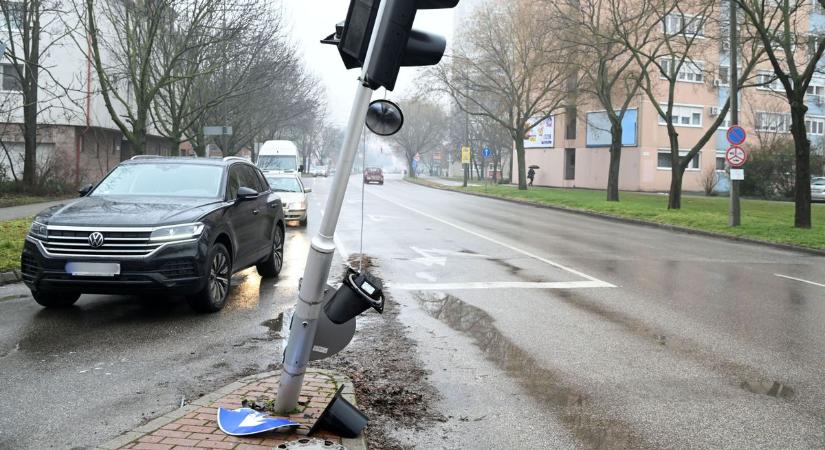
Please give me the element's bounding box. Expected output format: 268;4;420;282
315;256;444;450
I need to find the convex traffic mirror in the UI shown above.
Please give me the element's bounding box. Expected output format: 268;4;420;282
365;100;404;136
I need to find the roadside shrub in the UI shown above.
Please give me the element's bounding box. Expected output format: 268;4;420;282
701;167;720;196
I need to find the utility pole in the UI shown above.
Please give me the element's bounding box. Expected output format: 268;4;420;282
729;0;740;227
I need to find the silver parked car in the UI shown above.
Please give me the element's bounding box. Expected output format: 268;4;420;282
812;178;825;202
266;173;311;226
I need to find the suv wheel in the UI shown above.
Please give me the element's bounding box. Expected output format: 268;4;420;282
257;226;284;278
32;291;80;308
188;243;231;313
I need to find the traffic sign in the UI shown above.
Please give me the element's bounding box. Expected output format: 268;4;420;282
725;146;747;167
726;126;746;146
482;147;492;158
461;146;471;164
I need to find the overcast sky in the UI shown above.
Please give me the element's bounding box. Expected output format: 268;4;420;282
281;1;455;125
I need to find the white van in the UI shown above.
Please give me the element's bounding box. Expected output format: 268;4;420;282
256;140;301;173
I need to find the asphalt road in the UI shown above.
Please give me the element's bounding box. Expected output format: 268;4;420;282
320;175;825;449
0;178;323;449
1;174;824;449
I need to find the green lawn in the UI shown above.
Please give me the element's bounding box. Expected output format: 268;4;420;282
411;178;825;250
0;217;30;272
0;194;70;208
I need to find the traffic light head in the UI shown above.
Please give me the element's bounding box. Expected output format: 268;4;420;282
322;0;458;91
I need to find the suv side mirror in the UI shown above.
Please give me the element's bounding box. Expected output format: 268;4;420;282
304;187;312;193
299;165;305;172
78;184;93;197
236;186;258;201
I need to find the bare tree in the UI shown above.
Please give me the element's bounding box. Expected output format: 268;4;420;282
1;0;78;189
622;0;763;209
389;97;447;178
552;0;661;201
432;0;573;190
733;0;825;228
83;0;249;155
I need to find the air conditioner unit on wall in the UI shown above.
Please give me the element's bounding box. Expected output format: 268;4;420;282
709;106;720;117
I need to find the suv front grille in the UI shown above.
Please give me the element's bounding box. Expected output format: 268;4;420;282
41;229;159;257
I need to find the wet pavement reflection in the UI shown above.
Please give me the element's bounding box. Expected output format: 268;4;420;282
417;292;649;449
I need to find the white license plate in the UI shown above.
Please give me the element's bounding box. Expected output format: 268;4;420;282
65;262;121;277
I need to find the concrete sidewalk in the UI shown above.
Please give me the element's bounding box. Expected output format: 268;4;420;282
95;369;366;450
0;199;70;221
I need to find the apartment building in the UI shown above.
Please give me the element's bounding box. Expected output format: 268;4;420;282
0;2;171;188
515;3;825;193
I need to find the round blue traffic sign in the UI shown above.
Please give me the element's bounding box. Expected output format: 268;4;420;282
727;126;747;146
482;147;492;158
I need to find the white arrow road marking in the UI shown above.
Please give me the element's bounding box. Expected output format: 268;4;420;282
410;247;447;267
774;273;825;288
390;281;614;290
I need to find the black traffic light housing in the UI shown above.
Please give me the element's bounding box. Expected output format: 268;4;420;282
322;0;458;91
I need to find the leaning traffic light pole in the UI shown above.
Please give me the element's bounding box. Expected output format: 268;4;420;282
275;0;458;414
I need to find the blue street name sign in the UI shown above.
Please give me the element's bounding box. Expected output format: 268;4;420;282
482;147;492;158
726;126;747;146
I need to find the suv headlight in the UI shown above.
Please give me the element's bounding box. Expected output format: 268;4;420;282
29;221;47;239
150;223;205;242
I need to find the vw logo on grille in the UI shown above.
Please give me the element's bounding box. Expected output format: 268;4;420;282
88;232;105;248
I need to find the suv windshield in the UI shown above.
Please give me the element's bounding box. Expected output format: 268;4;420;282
266;176;302;192
91;163;224;198
258;155;297;172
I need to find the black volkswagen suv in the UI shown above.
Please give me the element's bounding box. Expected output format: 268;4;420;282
21;156;285;313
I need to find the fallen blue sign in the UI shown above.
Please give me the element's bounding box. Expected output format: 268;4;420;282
217;408;299;436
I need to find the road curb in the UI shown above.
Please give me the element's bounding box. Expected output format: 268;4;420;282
407;178;825;257
0;269;22;286
93;368;367;450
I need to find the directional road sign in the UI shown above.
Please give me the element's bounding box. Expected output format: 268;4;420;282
482;147;492;158
726;126;747;146
725;146;747;168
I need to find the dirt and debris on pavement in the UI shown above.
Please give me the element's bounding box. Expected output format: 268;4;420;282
314;254;445;450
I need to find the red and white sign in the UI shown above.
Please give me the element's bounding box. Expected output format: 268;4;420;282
725;146;747;167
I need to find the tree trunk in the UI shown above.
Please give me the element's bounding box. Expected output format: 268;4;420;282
789;99;812;228
515;134;527;190
22;10;41;191
407;158;416;178
606;120;623;202
666;128;682;209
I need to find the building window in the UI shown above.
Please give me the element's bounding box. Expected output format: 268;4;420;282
718;66;730;85
663;13;705;37
1;2;23;29
564;148;575;180
565;106;577;140
806;116;825;135
657;150;700;170
1;64;22;91
757;71;784;91
806;78;824;102
814;0;825;14
658;105;703;127
716;154;726;171
755;111;792;132
660;58;704;83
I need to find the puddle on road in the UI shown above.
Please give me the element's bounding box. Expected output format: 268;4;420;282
740;381;795;399
260;312;285;339
416;292;649;449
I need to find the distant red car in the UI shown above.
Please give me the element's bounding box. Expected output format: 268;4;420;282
363;167;384;185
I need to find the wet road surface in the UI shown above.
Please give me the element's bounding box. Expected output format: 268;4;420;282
0;178;322;449
322;175;825;449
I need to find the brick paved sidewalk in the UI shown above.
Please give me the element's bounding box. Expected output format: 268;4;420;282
94;369;366;450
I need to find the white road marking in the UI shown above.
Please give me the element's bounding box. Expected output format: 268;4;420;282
415;272;438;282
774;273;825;288
368;190;615;288
410;247;447;267
389;281;613;291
